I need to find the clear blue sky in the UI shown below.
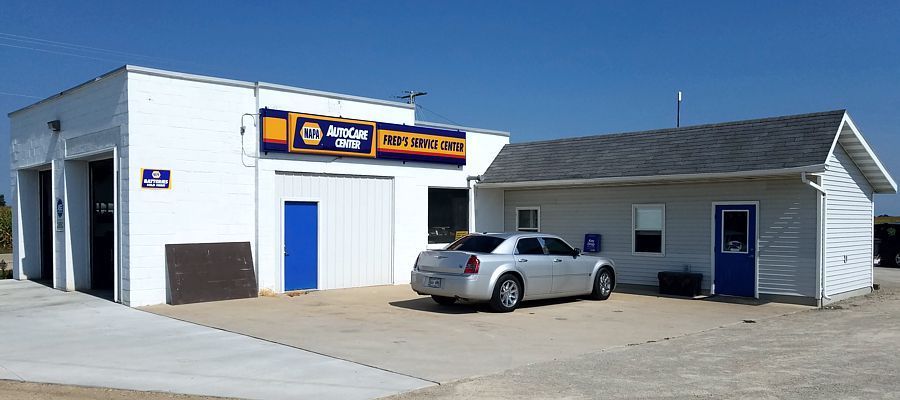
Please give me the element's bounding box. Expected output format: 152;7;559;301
2;1;899;212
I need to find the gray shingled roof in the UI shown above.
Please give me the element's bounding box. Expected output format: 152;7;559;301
480;110;847;184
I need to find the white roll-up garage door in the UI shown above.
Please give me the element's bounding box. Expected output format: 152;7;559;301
275;172;394;290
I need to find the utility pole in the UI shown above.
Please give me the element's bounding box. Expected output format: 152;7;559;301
676;90;682;128
398;90;427;105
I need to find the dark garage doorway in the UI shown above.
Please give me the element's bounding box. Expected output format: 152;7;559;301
90;159;115;292
39;169;53;283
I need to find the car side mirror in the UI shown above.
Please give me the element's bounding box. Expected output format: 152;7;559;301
573;247;581;257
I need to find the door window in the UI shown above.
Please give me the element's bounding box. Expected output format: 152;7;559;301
542;237;573;255
516;238;545;255
721;210;749;253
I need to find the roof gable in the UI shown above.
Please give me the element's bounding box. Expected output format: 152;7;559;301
831;114;897;194
481;110;847;186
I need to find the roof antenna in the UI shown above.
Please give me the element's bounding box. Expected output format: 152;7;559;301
676;90;682;128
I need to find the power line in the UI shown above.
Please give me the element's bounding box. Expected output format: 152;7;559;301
0;42;124;63
0;91;42;99
0;32;195;66
415;103;461;125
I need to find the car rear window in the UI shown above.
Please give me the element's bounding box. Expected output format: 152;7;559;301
446;235;506;253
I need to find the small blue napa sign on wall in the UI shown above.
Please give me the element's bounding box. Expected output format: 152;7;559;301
141;168;171;189
583;234;601;253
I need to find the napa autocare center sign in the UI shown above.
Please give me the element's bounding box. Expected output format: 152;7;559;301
260;108;466;165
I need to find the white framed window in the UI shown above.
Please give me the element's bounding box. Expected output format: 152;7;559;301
632;204;665;255
516;207;540;232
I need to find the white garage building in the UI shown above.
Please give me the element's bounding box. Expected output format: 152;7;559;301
474;110;896;306
9;65;508;306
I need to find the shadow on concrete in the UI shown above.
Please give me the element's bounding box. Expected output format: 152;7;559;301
30;279;55;288
615;284;773;305
78;289;114;302
390;295;592;314
389;297;481;314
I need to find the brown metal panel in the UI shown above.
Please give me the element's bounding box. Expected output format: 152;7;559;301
165;241;258;305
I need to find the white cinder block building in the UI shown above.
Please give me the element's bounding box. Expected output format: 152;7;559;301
9;66;509;306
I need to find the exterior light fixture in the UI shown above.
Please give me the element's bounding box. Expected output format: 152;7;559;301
47;120;61;132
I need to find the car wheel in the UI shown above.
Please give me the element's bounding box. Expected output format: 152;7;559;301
489;275;521;312
589;268;613;300
431;295;456;305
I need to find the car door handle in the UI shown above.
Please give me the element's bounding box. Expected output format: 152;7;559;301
553;258;563;263
517;258;528;262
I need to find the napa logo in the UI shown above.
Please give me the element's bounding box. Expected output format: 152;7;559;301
300;122;322;146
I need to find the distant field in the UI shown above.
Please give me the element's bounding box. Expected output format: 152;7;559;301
876;216;900;224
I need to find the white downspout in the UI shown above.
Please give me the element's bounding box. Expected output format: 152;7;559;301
802;172;830;303
467;175;482;233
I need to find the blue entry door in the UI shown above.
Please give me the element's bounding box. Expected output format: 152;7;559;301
284;202;318;291
714;204;757;297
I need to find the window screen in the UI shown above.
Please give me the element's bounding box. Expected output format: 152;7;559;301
634;204;664;254
517;208;539;232
428;188;469;244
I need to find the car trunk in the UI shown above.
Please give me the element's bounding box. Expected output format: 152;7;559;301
416;250;472;274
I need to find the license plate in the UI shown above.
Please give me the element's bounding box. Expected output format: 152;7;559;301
426;277;442;288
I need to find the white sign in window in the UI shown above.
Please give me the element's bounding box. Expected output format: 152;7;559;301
721;210;749;253
517;207;540;232
633;204;665;254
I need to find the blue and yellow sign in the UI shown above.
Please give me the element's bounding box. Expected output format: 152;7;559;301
377;123;466;165
141;168;171;189
260;109;375;158
260;108;465;165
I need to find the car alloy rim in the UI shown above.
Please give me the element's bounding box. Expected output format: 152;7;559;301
599;272;611;296
500;280;519;308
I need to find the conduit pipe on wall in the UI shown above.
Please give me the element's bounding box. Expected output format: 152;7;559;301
467;175;482;233
802;172;831;303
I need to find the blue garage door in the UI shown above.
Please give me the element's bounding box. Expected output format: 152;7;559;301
714;204;757;297
284;202;318;291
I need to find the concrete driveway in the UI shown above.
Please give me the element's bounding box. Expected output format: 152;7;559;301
144;285;807;384
389;267;900;399
0;280;429;400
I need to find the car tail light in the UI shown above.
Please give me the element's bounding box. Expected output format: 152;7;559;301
414;254;421;271
464;255;480;274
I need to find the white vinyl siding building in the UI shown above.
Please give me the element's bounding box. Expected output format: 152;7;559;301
477;110;895;306
500;179;819;298
824;144;875;296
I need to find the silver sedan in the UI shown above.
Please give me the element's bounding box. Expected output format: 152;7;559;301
410;233;616;312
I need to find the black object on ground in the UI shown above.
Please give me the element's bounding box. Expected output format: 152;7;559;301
658;271;703;297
